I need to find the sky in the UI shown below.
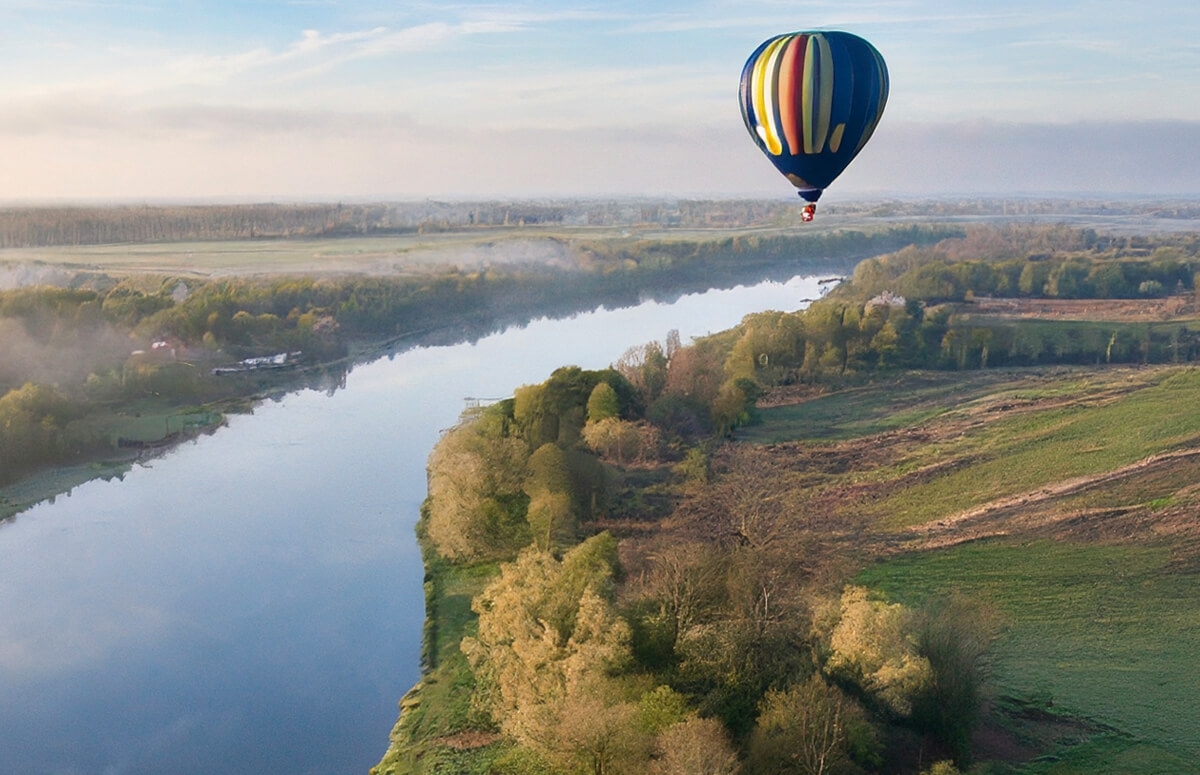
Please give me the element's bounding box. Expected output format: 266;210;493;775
0;0;1198;202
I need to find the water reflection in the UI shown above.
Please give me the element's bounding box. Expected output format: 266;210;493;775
0;275;822;775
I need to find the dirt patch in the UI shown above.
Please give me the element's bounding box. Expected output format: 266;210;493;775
893;447;1200;554
969;295;1197;322
435;731;501;750
756;383;831;408
973;696;1120;767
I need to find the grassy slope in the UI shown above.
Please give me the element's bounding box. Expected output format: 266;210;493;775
747;365;1200;772
372;558;503;775
858;542;1200;772
867;369;1200;530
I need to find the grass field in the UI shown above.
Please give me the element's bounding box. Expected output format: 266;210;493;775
739;365;1200;771
740;370;1060;443
868;368;1200;529
0;222;833;278
747;367;1200;531
856;540;1200;772
1;232;560;276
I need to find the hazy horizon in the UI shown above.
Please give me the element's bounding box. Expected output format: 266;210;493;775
2;2;1197;203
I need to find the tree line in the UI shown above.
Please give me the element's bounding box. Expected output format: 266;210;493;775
0;199;896;248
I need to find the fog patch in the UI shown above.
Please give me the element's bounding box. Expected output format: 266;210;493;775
0;262;75;290
0;317;137;393
387;238;577;272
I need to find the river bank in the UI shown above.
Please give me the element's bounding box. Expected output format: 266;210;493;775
0;273;837;775
5;220;910;522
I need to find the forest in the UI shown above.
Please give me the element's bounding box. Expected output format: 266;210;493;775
373;223;1200;775
0;223;953;499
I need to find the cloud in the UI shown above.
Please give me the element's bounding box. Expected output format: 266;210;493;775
163;21;504;86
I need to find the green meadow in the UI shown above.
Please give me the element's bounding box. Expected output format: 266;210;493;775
748;367;1200;530
868;368;1200;529
857;540;1200;773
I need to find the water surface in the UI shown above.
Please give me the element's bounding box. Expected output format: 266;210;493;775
0;275;823;775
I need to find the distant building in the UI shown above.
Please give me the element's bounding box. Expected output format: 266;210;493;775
866;291;906;309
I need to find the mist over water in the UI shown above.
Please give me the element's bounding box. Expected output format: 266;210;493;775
0;275;823;775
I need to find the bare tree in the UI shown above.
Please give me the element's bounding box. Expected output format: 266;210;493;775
653;717;740;775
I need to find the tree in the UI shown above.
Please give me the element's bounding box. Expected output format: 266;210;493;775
582;417;651;465
525;443;578;552
712;445;786;549
462;534;634;759
425;408;530;562
653;717;740;775
1017;260;1052;296
662;339;724;412
1046;258;1092;298
745;674;879;775
617;341;669;404
672;543;813;738
822;586;932;718
552;694;650;775
586;382;620;424
910;594;995;767
635;541;727;658
0;382;77;478
710;378;760;438
514;367;628;448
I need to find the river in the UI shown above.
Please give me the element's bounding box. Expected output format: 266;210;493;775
0;274;825;775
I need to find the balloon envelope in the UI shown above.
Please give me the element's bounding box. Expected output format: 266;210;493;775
739;31;888;202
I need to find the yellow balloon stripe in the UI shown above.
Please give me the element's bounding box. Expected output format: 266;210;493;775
754;36;788;155
829;122;846;154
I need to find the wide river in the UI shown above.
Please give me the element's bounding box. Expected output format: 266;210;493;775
0;275;825;775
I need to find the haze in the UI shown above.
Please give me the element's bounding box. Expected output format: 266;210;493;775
0;1;1197;202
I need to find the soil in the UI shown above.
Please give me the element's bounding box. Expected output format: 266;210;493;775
968;294;1197;322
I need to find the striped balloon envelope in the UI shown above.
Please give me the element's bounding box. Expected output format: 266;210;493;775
739;31;888;203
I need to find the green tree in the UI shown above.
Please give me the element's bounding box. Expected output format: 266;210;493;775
578;419;652;467
425;408;530;562
710;378;760;438
462;535;634;763
910;594;995;767
526;443;578;552
745;674;880;775
822;586;932;718
586;382;620;424
1017;260;1051;296
1046;258;1092;298
616;341;669;405
0;382;77;479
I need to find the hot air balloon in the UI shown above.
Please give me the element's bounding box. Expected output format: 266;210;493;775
739;31;888;220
